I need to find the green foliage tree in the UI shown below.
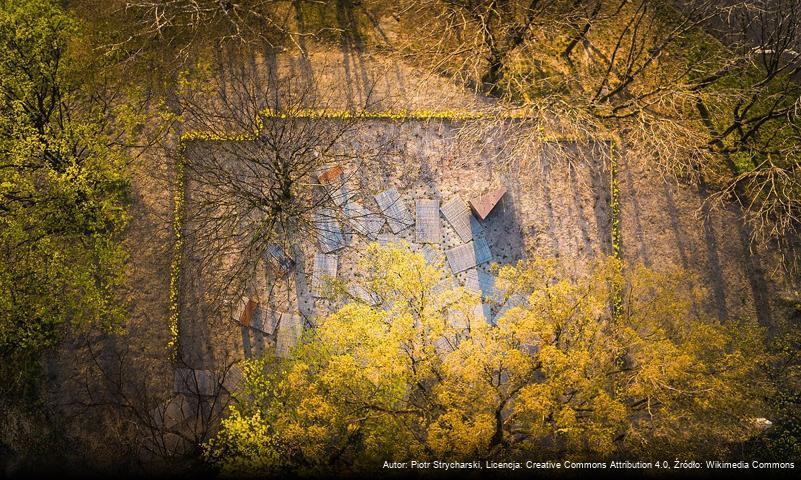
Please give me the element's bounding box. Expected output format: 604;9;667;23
205;244;768;476
0;0;128;398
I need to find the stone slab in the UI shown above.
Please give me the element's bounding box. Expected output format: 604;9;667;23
441;196;476;243
345;201;385;240
315;208;345;253
311;253;338;297
374;188;413;234
445;239;492;273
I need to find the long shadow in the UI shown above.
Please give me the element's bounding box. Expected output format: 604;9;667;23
355;0;409;107
618;146;648;265
539;144;561;258
213;45;276;125
291;0;315;88
697;181;729;322
178;173;215;370
662;182;691;270
335;0;374;109
662;179;729;320
264;50;281;111
566;143;597;258
177;268;216;370
732;203;773;326
592;141;615;257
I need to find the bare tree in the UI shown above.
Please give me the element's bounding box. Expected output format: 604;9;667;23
390;1;721;173
395;0;564;95
85;1;294;64
689;1;801;252
176;47;396;317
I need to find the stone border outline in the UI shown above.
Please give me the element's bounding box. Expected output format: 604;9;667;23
169;110;621;360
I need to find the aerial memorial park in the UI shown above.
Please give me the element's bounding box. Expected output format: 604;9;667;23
1;0;800;477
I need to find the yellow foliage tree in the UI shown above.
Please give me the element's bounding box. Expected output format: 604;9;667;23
204;243;768;476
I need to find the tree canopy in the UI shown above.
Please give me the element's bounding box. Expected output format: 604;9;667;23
0;0;128;397
1;0;799;475
204;243;768;476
